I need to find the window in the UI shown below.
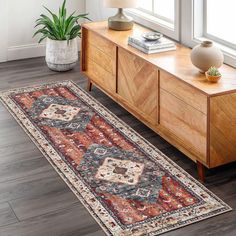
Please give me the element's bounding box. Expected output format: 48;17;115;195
181;0;236;67
126;0;236;67
138;0;175;24
204;0;236;50
126;0;179;40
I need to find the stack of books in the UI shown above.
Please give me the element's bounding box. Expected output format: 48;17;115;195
128;35;176;54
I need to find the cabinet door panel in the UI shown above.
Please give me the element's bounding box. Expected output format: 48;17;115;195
87;43;116;75
160;89;207;163
84;30;117;94
87;30;116;56
160;71;207;114
86;58;116;93
118;48;158;125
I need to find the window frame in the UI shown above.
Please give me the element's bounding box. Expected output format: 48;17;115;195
126;0;180;41
137;0;174;25
203;0;236;51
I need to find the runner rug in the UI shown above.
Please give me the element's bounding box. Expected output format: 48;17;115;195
0;81;231;236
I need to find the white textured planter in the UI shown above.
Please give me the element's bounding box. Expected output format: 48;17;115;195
46;38;78;72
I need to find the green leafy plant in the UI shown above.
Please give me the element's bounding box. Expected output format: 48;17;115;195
34;0;90;43
207;66;221;76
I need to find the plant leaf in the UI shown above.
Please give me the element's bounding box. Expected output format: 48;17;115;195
34;0;91;42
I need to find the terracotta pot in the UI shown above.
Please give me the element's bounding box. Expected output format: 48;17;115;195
191;41;224;73
46;38;78;72
205;72;222;83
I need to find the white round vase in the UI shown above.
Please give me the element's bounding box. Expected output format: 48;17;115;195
46;38;78;72
191;41;224;73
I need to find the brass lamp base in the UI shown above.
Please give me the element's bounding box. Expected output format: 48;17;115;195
108;8;134;31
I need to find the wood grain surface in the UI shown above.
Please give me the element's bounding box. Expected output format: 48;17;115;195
210;93;236;167
83;21;236;96
118;47;158;125
160;89;207;163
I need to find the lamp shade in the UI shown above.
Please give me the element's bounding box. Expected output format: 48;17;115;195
103;0;138;8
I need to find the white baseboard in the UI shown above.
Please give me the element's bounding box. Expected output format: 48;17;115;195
7;43;46;61
7;39;81;61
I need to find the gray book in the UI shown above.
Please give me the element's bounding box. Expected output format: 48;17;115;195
128;35;175;50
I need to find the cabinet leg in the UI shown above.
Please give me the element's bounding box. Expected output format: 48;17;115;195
87;80;92;92
197;161;205;183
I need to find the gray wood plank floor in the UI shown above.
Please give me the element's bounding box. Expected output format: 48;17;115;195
0;57;235;236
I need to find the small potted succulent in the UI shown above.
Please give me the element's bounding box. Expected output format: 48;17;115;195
205;66;222;83
34;0;90;72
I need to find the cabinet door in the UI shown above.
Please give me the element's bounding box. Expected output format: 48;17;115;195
83;29;117;94
160;88;207;163
118;48;158;125
159;71;208;163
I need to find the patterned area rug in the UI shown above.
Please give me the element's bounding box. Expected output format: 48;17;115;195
0;81;231;236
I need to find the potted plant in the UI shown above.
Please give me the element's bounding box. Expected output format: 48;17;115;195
34;0;90;72
205;66;222;83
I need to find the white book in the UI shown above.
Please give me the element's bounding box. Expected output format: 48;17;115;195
128;35;175;50
128;41;176;54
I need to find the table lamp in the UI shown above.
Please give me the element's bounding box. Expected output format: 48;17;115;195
104;0;138;31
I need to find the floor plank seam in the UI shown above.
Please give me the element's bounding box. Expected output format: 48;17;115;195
0;169;57;186
5;202;81;225
7;201;20;223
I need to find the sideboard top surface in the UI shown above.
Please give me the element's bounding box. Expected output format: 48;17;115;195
83;21;236;96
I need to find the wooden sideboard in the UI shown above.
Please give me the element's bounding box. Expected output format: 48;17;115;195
81;21;236;182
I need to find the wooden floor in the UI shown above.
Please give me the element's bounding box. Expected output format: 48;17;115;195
0;57;235;236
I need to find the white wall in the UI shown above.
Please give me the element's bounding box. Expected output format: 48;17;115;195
85;0;115;21
0;0;85;62
0;0;8;62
